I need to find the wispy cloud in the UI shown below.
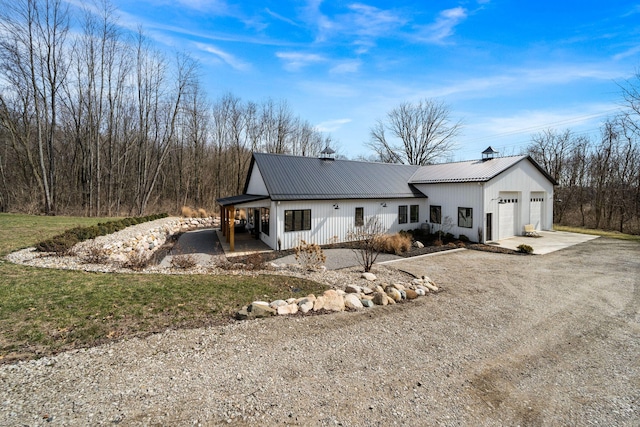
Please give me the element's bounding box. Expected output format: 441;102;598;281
194;42;250;71
421;64;628;99
456;103;623;157
300;1;406;49
613;45;640;61
315;118;352;132
265;8;301;27
276;52;326;71
415;7;468;44
330;60;361;74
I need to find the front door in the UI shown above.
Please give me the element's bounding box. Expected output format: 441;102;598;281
486;213;492;241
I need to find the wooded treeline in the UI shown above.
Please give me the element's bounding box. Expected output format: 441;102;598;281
0;0;331;216
526;74;640;234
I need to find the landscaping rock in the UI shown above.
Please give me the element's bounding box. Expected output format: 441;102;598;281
345;284;361;294
361;272;377;281
385;287;402;302
413;241;424;248
277;304;298;316
248;303;276;318
386;295;396;305
405;289;418;300
298;299;314;314
361;299;374;308
313;296;326;311
424;282;439;292
416;288;426;296
372;292;388;306
269;300;287;309
361;286;374;295
344;294;364;309
235;306;250;320
322;290;345;312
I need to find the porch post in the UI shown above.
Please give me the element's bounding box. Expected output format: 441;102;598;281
221;206;226;237
229;205;235;252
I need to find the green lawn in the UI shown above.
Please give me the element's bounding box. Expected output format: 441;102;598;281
0;214;326;363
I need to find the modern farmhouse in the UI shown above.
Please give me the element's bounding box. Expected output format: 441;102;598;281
216;147;557;251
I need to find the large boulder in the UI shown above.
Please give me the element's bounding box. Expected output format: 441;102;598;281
249;302;276;318
372;292;388;306
344;294;364;309
322;290;345;312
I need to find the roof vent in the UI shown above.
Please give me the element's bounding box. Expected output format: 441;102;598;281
320;146;336;161
482;146;499;161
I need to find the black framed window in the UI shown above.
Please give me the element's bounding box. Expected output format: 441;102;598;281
355;207;364;227
458;207;473;228
410;205;419;223
261;207;270;236
285;209;311;232
398;205;408;224
430;205;442;224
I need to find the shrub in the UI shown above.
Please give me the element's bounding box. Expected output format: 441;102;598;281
458;234;470;242
122;250;149;271
244;252;266;270
444;232;455;242
294;240;327;271
197;208;208;218
375;233;412;254
82;242;110;264
36;214;168;254
36;234;79;253
181;206;194;217
517;244;534;254
170;253;197;269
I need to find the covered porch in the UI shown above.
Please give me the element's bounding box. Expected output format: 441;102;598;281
216;194;270;253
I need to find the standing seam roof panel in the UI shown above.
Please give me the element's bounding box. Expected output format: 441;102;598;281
253;152;425;200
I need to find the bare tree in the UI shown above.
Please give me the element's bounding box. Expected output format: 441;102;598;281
346;216;385;272
368;98;461;165
0;0;70;214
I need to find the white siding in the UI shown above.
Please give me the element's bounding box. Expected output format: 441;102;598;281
245;164;269;195
483;159;554;239
413;182;484;241
272;198;427;250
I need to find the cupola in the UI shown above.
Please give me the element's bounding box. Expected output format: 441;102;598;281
482;146;499;161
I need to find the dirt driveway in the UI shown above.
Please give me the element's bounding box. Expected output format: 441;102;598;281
1;238;638;426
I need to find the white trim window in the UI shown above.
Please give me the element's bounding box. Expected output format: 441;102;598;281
458;207;473;228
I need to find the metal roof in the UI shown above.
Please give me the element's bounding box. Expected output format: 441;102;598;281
251;152;425;200
408;155;556;184
216;194;269;207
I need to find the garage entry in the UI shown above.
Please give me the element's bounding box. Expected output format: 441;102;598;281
530;192;544;230
499;192;519;239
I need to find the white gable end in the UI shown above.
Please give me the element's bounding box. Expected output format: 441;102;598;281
245;163;269;195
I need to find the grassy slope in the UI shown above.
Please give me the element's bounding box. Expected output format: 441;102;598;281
0;214;326;363
554;224;640;242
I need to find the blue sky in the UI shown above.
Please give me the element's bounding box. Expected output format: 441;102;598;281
88;0;639;160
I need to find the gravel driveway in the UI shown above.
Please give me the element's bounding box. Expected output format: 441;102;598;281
1;238;638;426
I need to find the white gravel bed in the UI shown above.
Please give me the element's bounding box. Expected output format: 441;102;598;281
1;238;638;426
